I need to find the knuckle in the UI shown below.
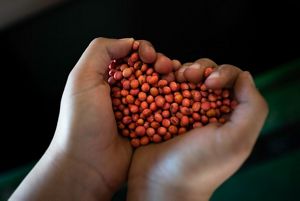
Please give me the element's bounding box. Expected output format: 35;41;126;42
90;37;106;47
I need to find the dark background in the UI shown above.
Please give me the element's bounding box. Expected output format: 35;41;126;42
0;0;299;199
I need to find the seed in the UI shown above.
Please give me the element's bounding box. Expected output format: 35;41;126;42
150;87;159;96
138;92;147;101
162;119;171;127
155;96;165;108
152;134;162;143
131;138;140;148
130;79;139;89
146;127;155;137
158;127;167;135
180;116;189;126
141;83;150;92
170;116;179;125
140;136;150;145
114;71;123;80
122;68;132;78
135;126;146;136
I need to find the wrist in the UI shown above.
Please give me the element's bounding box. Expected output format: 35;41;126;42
46;144;115;201
127;175;212;201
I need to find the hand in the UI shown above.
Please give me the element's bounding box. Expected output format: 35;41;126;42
127;59;269;201
9;37;174;201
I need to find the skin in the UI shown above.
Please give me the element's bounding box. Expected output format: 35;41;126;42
9;37;268;201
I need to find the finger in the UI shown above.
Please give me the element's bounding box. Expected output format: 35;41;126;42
76;37;134;75
221;71;269;154
137;40;157;64
183;58;217;83
175;62;192;82
172;59;182;71
154;53;174;74
205;64;242;89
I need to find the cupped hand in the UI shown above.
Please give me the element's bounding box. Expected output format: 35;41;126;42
127;59;269;201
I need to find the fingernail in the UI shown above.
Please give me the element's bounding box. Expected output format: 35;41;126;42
245;71;256;87
189;63;201;69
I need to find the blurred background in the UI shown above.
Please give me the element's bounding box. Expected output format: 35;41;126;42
0;0;299;200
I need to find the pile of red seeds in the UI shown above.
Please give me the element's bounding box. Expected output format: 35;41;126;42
108;42;237;148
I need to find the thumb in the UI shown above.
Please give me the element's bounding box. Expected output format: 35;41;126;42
75;37;134;75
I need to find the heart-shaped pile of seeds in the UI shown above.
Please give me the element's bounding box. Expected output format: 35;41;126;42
108;43;237;148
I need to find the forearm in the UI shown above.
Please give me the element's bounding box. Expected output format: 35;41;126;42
127;177;211;201
9;146;113;201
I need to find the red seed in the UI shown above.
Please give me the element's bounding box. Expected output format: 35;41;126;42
149;87;158;96
126;95;135;104
193;122;203;128
174;94;183;104
158;80;168;87
178;127;187;135
201;102;210;111
192;102;201;112
146;127;155;137
163;86;171;94
151;121;160;129
131;138;140;148
181;83;189;90
162;102;170;110
135;126;146;136
122;68;132;78
220;105;231;113
231;100;238;109
222;89;230;98
113;71;123;80
158;127;167;135
182;90;192;98
182;98;191;107
122;80;130;90
180;116;189;126
140;101;148;110
192;113;201;121
136;118;144;125
162;110;170;118
122;116;132;124
162;119;171;127
154;113;163;122
163;132;172;141
169;81;179;91
140;136;150;145
149;102;157;111
122;129;130;137
148;75;159;85
152;134;162;143
138;92;147;101
130;79;139;89
138;75;146;85
204;67;214;78
147;95;154;103
165;94;174;103
170;103;179;114
170;116;179;125
130;89;139;96
141;63;148;72
206;109;216;117
155;96;165;108
168;125;178;135
121;89;129;96
142;109;152;117
128;122;136;130
130;52;139;63
129;104;139;113
114;111;123;120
